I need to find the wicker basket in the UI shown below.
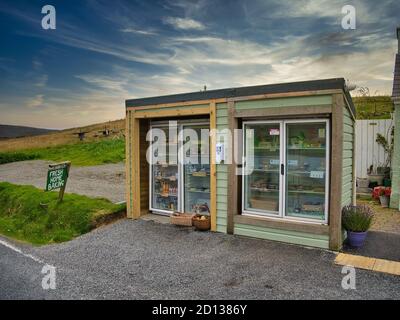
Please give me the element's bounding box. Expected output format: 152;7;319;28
170;213;194;226
192;215;211;231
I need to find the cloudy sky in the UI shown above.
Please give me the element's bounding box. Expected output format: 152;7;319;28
0;0;399;129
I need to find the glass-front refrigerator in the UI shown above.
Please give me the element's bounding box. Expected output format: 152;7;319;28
242;119;329;223
182;124;210;215
285;120;329;222
150;124;179;214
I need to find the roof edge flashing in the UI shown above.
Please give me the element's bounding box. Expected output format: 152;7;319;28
125;78;347;109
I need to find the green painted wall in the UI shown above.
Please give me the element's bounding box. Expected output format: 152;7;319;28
234;224;330;249
235;95;332;110
216;103;228;232
133;104;209;114
342;106;355;206
390;104;400;209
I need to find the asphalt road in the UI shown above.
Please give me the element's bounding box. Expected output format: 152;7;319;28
1;219;400;300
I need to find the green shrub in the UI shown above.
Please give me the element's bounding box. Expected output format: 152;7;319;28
342;205;374;232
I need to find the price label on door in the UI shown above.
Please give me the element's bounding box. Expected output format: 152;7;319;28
310;171;324;179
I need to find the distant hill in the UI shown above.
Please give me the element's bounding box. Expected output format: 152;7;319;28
0;119;125;152
353;96;394;119
0;124;58;139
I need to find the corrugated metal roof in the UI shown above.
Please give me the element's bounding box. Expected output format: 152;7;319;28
392;54;400;98
126;78;354;114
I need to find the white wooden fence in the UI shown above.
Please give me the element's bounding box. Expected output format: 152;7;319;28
355;119;394;178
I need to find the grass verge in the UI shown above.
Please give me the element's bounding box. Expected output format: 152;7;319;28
0;182;126;245
0;152;38;164
0;138;125;166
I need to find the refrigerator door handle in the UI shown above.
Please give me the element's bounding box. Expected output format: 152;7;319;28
280;163;284;175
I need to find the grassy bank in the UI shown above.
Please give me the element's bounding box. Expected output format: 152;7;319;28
0;138;125;166
0;182;126;245
0;152;38;164
354;96;394;119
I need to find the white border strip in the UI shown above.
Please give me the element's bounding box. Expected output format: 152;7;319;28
0;239;44;264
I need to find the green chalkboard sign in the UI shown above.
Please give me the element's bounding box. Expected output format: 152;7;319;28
46;162;70;195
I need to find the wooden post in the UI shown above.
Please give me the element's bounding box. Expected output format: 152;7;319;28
352;119;357;205
125;110;133;218
58;162;71;202
132;116;141;219
329;94;344;250
226;100;238;234
210;101;217;231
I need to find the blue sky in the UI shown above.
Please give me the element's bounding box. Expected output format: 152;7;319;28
0;0;399;129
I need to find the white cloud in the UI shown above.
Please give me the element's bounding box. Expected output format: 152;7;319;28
163;17;205;30
120;28;158;36
35;74;48;87
32;59;42;70
26;94;44;108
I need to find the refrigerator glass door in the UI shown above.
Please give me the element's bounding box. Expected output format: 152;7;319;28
150;125;179;214
182;124;210;215
243;122;282;216
285;121;328;221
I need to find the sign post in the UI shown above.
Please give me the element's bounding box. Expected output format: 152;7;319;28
46;161;71;202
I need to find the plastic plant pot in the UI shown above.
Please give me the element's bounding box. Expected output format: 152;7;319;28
347;231;368;248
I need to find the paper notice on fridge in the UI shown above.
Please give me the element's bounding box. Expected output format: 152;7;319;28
318;128;325;138
310;171;324;179
269;128;280;135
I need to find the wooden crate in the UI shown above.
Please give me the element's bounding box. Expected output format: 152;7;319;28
170;213;195;226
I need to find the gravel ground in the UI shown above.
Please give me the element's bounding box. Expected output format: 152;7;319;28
1;219;400;299
357;199;400;234
0;160;125;203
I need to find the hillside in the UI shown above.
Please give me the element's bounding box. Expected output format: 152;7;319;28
353;95;394;119
0;119;125;152
0;124;57;139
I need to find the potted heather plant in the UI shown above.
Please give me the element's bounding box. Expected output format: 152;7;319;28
342;205;374;248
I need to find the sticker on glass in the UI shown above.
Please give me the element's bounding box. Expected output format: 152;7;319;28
310;171;324;179
318;128;326;138
269;128;280;136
